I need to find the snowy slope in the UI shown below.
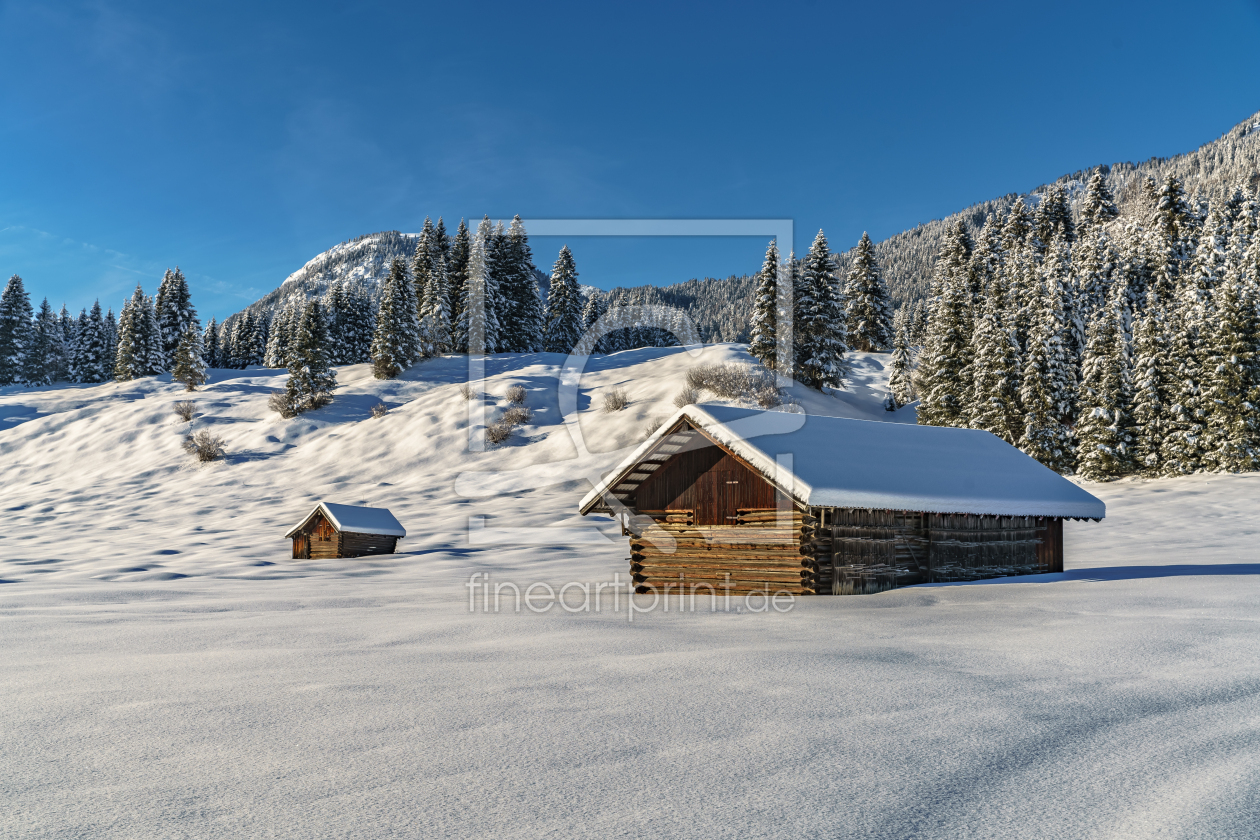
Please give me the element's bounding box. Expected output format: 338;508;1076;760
3;346;1260;839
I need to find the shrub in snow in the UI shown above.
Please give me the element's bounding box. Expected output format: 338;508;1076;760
642;416;665;439
673;386;699;409
269;390;297;419
182;430;226;463
501;406;532;426
370;402;390;418
172;401;196;423
485;421;514;445
602;388;629;413
506;384;527;405
459;382;476;400
686;361;782;406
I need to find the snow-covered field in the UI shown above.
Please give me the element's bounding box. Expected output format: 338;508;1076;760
2;346;1259;839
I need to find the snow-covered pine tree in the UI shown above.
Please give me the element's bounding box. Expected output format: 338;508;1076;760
264;303;296;368
154;267;198;370
321;284;344;364
887;316;916;409
139;294;165;375
1183;205;1229;319
370;258;420;379
448;219;471;349
1018;270;1077;473
543;245;582;354
916;224;974;427
346;284;376;363
793;230;849;389
22;298;59;386
0;275;33;386
1041;229;1080;421
248;312;269;366
171;325;208;391
412;217;436;324
55;304;74;381
1200;272;1260;473
580;291;607;349
747;239;780;367
843;232;894;352
203;317;219;368
967;270;1022;444
1034;183;1075;248
1069;225;1116;355
1129;286;1170;475
72;301;110;384
495;216;542;352
1159;301;1206;476
1150;175;1194;301
113;285;143;381
1075;287;1135;481
104;307;117;361
69;308;88;382
422;232;453;355
459;217;502;355
1078;171;1119;232
909;299;929;347
285;300;337;413
969;213;1004;297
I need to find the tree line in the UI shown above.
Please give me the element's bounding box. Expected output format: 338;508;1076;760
895;173;1260;480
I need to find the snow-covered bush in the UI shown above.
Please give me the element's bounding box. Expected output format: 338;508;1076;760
685;361;782;406
673;386;699;409
370;402;389;418
642;416;665;439
502;406;531;426
602;388;629;413
486;405;531;446
506;385;526;405
182;430;226;463
172;401;196;423
268;390;297;419
459;383;476;400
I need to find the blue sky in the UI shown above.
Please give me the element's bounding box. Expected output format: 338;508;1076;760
2;0;1259;321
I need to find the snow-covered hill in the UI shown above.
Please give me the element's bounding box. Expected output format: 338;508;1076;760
4;346;1260;839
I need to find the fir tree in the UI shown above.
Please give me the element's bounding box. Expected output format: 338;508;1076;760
203;317;220;368
458;217;502;355
154;267;198;370
0;275;33;386
1070;226;1116;354
1150;175;1194;301
543;245;583;354
264;303;297;368
412;217;436;323
71;301;111;384
284;300;337;413
1034;183;1075;247
113;286;142;381
421;235;453;355
494;216;541;352
1075;287;1135;480
917;227;974;427
53;303;73;381
371;258;420;379
1200;274;1260;472
448;219;471;348
747;239;780;368
1018;271;1076;473
1041;230;1080;421
887;317;916;408
1160;301;1206;476
1130;287;1171;475
580;291;607;346
171;325;208;391
1078;171;1119;231
793;230;849;389
844;232;894;352
967;272;1022;444
103;308;117;361
21;298;58;386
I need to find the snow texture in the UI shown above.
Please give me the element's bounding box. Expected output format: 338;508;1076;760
582;403;1106;519
285;502;406;538
1;344;1257;840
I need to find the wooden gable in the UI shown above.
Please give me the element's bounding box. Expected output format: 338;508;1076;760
634;436;782;526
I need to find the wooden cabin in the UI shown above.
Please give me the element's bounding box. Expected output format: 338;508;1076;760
284;502;406;559
579;405;1105;595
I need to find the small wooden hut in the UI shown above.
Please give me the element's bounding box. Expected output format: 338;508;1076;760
579;405;1105;595
285;502;406;559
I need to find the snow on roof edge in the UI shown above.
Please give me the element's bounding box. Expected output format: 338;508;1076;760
283;502;407;538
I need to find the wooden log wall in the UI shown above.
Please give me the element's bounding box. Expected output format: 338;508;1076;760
340;532;400;558
629;507;817;595
925;514;1042;581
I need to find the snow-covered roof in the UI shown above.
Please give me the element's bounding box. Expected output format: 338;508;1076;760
579;404;1105;520
284;502;407;538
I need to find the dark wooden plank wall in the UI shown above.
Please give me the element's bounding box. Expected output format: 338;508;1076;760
341;532;399;558
635;445;780;525
1036;517;1064;573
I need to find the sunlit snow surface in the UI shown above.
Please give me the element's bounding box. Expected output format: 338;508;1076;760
2;345;1259;839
